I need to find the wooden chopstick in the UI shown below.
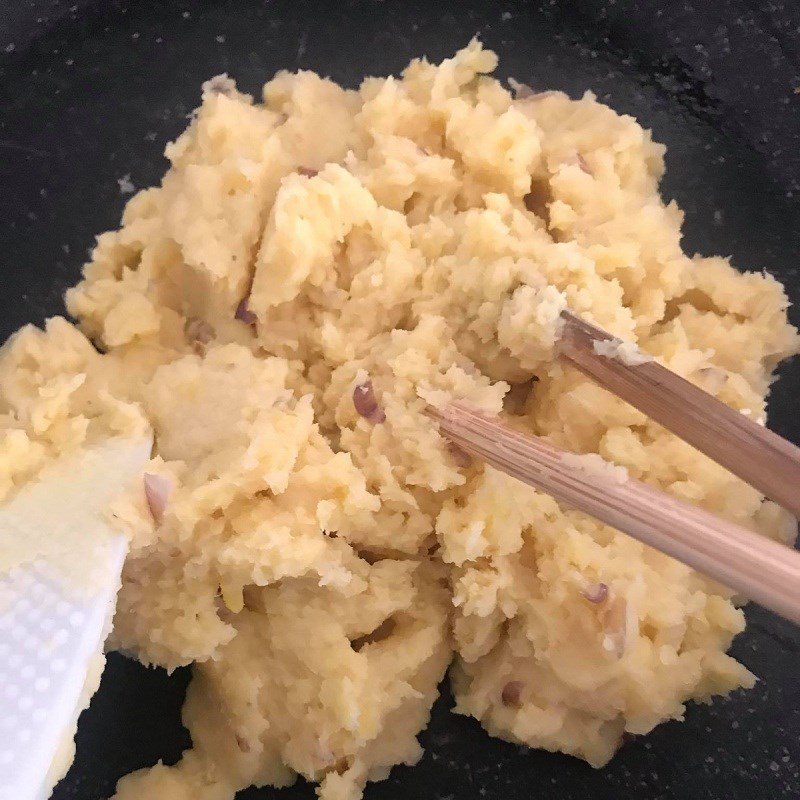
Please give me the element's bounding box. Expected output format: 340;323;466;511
559;310;800;518
429;402;800;625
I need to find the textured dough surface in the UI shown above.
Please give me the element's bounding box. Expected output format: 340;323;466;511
1;42;798;800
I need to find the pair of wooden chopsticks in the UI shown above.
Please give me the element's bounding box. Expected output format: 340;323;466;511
429;310;800;624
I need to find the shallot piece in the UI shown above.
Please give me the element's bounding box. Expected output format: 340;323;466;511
601;596;629;658
576;153;591;174
501;680;524;707
143;472;173;524
508;77;535;99
528;89;560;101
581;582;609;604
184;318;215;354
235;298;257;325
509;79;560;102
297;166;319;177
203;74;236;97
353;381;386;423
315;737;335;764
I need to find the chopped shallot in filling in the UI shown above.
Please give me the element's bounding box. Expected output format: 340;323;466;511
184;318;215;354
509;78;560;101
601;595;635;658
501;680;524;707
235;298;257;325
353;380;385;423
143;472;174;524
581;582;609;604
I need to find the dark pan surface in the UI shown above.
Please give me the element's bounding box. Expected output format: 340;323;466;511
0;2;798;799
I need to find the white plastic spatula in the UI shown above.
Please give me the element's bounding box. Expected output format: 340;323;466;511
0;436;152;800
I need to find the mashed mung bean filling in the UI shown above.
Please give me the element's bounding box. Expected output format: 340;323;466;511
0;42;797;800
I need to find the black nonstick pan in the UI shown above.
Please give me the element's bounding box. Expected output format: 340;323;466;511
1;2;798;799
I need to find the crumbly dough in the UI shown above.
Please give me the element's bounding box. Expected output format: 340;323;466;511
0;42;797;799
